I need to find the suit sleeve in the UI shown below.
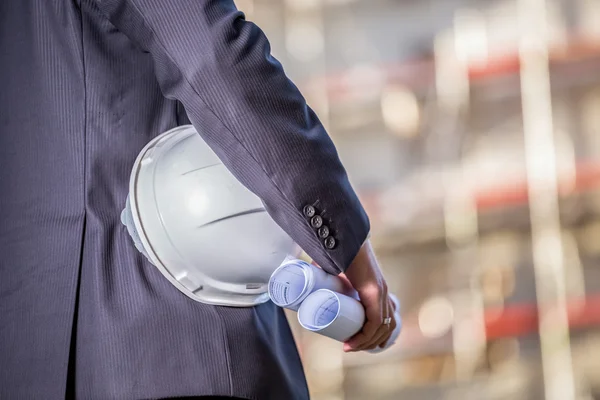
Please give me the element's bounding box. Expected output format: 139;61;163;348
94;0;370;274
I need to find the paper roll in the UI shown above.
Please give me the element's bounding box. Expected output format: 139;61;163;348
268;259;355;311
297;289;366;342
297;289;402;353
268;258;402;353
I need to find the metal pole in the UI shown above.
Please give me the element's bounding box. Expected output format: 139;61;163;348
434;17;487;382
518;0;576;398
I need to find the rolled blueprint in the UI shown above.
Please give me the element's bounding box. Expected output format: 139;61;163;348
268;258;402;353
297;289;402;354
297;289;365;342
268;259;357;311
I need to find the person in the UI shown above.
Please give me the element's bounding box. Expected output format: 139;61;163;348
0;1;397;399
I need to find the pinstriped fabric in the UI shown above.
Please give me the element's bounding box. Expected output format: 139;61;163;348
0;1;86;398
1;0;368;399
96;0;370;274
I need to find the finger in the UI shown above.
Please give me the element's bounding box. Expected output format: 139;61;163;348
379;320;397;350
345;290;388;351
364;342;380;351
390;295;398;312
344;305;383;351
380;298;397;348
356;316;392;351
367;321;394;351
383;292;389;320
355;323;390;352
344;317;380;352
361;296;399;351
354;297;391;351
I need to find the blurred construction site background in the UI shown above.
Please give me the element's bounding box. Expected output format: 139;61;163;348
235;0;600;399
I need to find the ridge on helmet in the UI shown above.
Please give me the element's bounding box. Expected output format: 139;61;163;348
123;125;298;307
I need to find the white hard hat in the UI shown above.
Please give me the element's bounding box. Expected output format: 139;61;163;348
122;125;297;307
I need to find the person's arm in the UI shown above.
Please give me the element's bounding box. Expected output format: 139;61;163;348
94;0;395;350
94;0;367;275
342;240;398;352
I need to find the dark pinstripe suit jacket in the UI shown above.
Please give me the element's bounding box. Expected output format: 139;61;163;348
0;1;370;399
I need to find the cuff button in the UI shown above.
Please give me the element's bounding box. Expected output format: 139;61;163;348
310;215;323;229
303;205;316;218
318;225;330;238
324;236;336;249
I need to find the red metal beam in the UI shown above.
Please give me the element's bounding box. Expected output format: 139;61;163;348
474;160;600;210
388;295;600;353
485;295;600;339
304;38;600;103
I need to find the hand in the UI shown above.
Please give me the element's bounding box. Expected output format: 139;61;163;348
341;240;397;352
